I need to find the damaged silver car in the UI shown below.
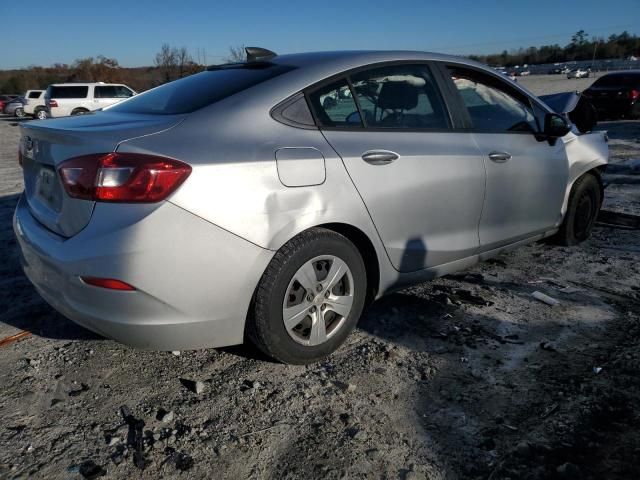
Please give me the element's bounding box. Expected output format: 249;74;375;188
14;49;608;364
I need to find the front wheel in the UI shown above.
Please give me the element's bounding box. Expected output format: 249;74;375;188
35;108;48;120
551;173;602;246
247;228;367;364
15;107;25;118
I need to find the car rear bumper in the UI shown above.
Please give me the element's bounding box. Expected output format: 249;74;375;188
13;194;274;350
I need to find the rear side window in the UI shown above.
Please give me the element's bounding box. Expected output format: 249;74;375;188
307;79;360;127
28;91;42;99
48;86;89;99
108;64;294;115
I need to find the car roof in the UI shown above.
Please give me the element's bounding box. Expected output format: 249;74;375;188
258;50;547;110
271;50;486;73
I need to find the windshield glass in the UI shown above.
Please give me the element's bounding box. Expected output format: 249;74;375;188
108;64;294;115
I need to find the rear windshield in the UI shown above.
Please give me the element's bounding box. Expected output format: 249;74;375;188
108;64;294;115
592;74;640;88
47;86;89;99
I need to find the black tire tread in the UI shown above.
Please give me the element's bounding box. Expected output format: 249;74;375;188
247;227;363;364
552;173;601;246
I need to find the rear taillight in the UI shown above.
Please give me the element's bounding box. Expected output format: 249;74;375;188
48;99;58;107
630;89;640;101
58;152;191;203
81;277;136;291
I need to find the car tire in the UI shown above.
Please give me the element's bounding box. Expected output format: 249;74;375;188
35;108;47;120
551;173;601;246
15;108;25;118
71;108;89;116
247;227;367;364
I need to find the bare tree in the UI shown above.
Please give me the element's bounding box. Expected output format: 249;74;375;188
176;47;193;78
154;43;178;82
225;45;246;63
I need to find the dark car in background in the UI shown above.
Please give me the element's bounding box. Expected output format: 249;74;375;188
3;96;27;117
583;71;640;119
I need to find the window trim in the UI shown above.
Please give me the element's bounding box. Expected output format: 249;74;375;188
303;60;455;133
436;61;552;135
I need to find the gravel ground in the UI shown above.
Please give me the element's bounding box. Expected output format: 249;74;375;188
1;76;639;480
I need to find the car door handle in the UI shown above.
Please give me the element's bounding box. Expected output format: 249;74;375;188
361;150;399;165
488;151;512;163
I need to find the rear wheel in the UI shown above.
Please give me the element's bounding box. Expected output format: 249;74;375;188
247;228;367;364
551;173;601;246
35;108;47;120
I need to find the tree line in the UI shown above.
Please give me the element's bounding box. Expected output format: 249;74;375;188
469;31;640;67
1;32;639;94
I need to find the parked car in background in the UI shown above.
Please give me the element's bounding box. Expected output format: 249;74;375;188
583;71;640;119
0;94;18;112
45;82;136;118
3;96;27;117
567;68;590;79
14;49;608;364
23;90;47;119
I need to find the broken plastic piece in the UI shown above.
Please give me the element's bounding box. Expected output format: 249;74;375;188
532;291;560;306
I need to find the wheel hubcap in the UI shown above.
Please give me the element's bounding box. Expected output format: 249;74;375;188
283;255;354;346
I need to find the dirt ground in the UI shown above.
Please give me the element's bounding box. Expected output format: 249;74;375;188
0;76;639;480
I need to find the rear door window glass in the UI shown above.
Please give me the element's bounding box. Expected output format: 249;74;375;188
48;86;89;99
307;79;361;127
108;64;294;115
350;64;449;129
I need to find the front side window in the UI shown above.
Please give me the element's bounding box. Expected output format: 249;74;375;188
307;79;360;127
95;86;117;98
350;64;449;129
114;86;134;98
448;67;538;133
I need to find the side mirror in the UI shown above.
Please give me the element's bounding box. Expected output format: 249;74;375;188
544;113;571;137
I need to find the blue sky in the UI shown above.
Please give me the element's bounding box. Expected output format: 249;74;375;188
1;0;638;69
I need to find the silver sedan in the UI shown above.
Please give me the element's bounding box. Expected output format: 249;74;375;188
14;48;608;364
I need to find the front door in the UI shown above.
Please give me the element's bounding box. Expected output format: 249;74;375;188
444;65;569;250
307;64;486;272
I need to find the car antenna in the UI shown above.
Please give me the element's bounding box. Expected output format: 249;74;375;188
245;47;277;62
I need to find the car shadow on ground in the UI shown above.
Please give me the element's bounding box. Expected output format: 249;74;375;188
0;192;102;341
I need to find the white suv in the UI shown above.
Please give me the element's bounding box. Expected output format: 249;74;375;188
22;90;46;119
45;82;136;118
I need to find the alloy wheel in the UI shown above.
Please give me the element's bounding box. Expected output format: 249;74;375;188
282;255;354;346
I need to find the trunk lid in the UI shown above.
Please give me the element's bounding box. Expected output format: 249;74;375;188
20;111;185;237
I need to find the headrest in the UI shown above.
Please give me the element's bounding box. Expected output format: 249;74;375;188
377;82;419;110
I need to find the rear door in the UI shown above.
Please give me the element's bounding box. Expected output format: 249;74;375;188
48;85;89;117
308;63;486;272
441;64;568;250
